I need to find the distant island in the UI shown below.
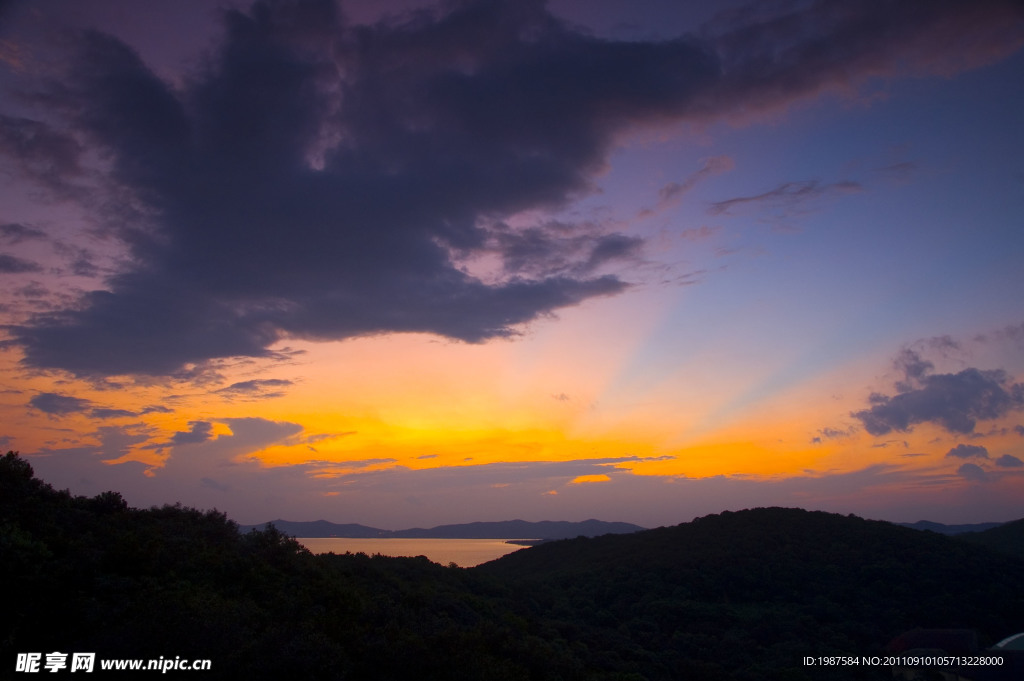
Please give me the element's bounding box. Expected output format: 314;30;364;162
238;518;646;539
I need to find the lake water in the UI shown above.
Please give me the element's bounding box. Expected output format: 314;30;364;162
296;537;530;567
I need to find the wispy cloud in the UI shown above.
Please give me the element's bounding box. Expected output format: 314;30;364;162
216;378;295;400
707;179;864;228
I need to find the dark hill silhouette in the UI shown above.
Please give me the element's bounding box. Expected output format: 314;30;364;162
897;519;1005;534
6;452;1024;681
478;507;1024;678
957;517;1024;560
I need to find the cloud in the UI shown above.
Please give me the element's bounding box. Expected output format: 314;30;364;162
679;225;720;242
957;463;990;483
200;477;230;492
569;474;612;484
820;426;854;440
996;454;1023;468
640;156;734;217
481;221;643;279
945;444;989;459
0;254;43;274
28;392;92;415
0;223;47;245
0;115;85;195
170;421;214;447
852;349;1024;436
89;408;138;420
216;378;294;399
707;179;864;224
6;0;1024;377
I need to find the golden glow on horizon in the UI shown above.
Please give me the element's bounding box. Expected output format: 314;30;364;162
3;317;1021;511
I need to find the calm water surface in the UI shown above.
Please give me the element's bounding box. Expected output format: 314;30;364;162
297;537;529;567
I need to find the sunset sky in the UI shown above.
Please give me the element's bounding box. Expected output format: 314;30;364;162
1;0;1023;528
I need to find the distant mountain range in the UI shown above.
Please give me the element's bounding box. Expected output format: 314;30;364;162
897;520;1006;534
238;518;646;539
241;516;1020;542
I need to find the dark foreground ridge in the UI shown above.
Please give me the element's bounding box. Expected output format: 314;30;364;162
4;451;1024;680
239;518;645;539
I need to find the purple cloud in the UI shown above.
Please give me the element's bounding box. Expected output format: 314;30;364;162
6;0;1023;376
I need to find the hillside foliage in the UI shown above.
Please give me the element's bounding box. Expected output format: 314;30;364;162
4;451;1023;680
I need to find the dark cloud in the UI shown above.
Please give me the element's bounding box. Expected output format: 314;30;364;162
0;253;43;274
852;348;1024;436
957;463;990;483
893;347;936;392
480;221;642;279
1016;425;1024;436
29;392;91;415
995;454;1023;468
0;115;85;194
6;0;1023;376
0;223;47;244
216;378;294;399
170;421;214;446
975;321;1024;345
139;404;174;414
89;408;138;420
945;444;989;459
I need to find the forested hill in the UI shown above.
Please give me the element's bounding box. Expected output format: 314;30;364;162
477;507;1024;676
5;451;1024;680
957;517;1024;560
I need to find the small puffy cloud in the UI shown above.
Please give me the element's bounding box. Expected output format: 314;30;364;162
140;405;173;414
945;444;990;459
957;463;990;483
29;392;91;415
1015;425;1024;436
995;454;1023;468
